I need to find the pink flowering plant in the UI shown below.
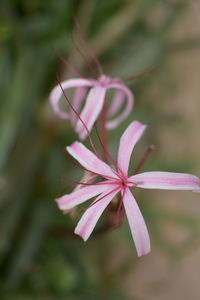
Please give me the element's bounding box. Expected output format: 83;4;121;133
50;18;135;140
50;74;133;140
55;121;200;256
50;22;200;257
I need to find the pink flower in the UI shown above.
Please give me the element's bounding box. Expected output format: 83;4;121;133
55;121;200;256
50;74;133;140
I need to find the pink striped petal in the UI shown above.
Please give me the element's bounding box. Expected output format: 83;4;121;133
50;78;94;119
70;86;88;125
118;121;147;176
75;187;120;241
67;142;119;180
123;188;150;257
56;182;112;210
106;83;134;130
129;172;200;190
76;85;106;140
107;90;125;118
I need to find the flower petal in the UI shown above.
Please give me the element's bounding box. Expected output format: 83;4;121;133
50;79;94;119
70;86;88;125
117;121;147;176
76;85;106;140
75;187;120;241
107;90;125;118
56;182;112;210
106;83;134;130
67;142;119;179
123;188;150;257
129;171;200;190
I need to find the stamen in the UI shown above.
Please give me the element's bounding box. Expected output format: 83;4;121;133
51;47;86;79
56;74;100;158
88;186;120;209
121;66;154;82
61;148;109;179
71;32;99;78
133;144;155;175
60;175;120;187
73;15;103;76
99;100;108;162
115;188;125;227
94;125;125;181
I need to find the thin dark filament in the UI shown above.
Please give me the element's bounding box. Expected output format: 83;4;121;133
62;148;96;174
88;186;120;209
52;47;85;78
100;100;108;162
133;144;155;175
60;175;95;187
73;16;103;76
61;175;119;187
116;188;125;226
57;75;100;158
71;32;98;78
62;149;116;181
57;76;122;181
94;124;126;181
121;66;154;82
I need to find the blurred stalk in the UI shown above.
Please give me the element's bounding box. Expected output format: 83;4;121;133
4;201;53;291
63;0;142;78
90;0;141;56
115;1;186;77
0;45;53;172
168;37;200;52
0;132;42;259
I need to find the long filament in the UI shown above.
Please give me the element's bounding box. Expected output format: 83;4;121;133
71;32;99;78
88;186;120;209
52;47;85;78
73;16;103;76
57;74;100;158
94;125;125;181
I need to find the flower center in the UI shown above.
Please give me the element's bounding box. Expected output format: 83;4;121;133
98;74;120;87
120;179;128;189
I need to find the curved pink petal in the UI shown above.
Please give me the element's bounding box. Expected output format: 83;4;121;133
55;182;112;210
117;121;147;176
129;171;200;190
76;85;106;140
75;187;120;241
50;78;95;119
70;86;88;125
123;188;150;257
107;90;125;118
106;83;134;130
67;142;119;180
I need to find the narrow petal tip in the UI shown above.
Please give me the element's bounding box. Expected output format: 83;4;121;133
55;197;63;210
74;230;88;241
137;246;151;257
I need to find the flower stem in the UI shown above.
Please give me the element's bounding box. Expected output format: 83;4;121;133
100;99;108;162
133;144;155;175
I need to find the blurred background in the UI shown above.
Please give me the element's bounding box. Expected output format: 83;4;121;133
0;0;200;299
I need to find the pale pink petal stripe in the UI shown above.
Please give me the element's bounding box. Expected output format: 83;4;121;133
123;188;150;257
117;121;147;176
70;86;88;125
76;85;106;140
75;187;120;241
67;142;119;180
129;172;200;190
55;182;112;210
50;78;95;119
106;83;134;130
107;90;125;117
